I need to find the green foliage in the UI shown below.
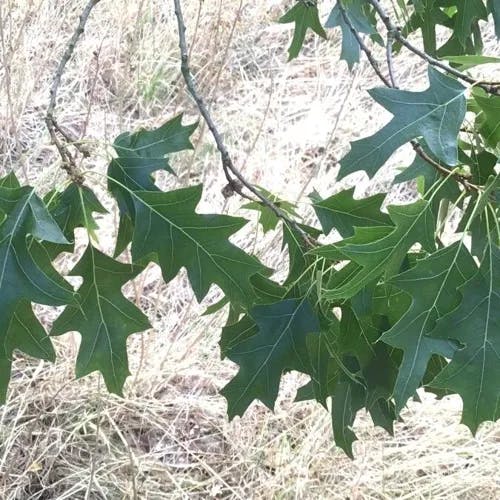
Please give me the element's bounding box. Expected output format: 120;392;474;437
51;246;150;395
221;298;320;418
339;68;467;179
129;186;266;304
0;182;76;400
314;200;436;299
279;0;327;61
430;243;500;432
3;0;499;459
311;187;391;237
108;113;197;256
325;0;379;69
243;188;298;234
380;243;477;413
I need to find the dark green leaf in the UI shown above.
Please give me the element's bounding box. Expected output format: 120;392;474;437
488;0;500;37
442;55;500;69
44;184;107;258
430;243;500;432
436;25;483;58
282;222;322;290
326;0;378;69
108;114;197;254
279;1;327;61
243;188;298;234
339;68;467;180
474;93;500;148
312;187;391;237
331;379;365;458
0;301;56;402
0;185;74;401
314;200;436;299
220;315;258;358
401;0;454;56
304;325;340;407
51;246;150;395
380;243;477;413
130;185;266;304
394;147;461;215
453;0;488;46
368;399;397;435
221;298;320;418
0;172;21;188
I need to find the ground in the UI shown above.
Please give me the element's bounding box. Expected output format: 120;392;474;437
0;0;499;498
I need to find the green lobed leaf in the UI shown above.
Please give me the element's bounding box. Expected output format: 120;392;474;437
442;54;500;69
325;0;379;69
314;200;436;299
129;185;266;304
44;184;107;258
0;300;57;403
221;298;320;418
457;174;499;258
460;149;497;186
279;1;327;61
303;326;340;407
51;246;150;395
243;188;299;234
394;146;461;215
380;243;477;413
339;68;467;180
0;172;21;189
473;93;500;148
436;23;483;58
331;379;365;458
488;0;500;37
282;222;322;291
108;114;197;255
401;0;454;56
0;184;74;401
312;187;391;238
429;243;500;432
453;0;488;47
340;299;398;419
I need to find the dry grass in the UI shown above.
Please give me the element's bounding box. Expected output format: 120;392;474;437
0;0;499;498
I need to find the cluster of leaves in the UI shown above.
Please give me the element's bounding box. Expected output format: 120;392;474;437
0;0;498;457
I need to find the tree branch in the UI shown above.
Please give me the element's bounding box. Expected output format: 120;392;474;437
367;0;500;95
46;0;101;184
172;0;314;244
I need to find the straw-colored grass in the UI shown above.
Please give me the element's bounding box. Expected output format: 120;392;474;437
0;1;499;498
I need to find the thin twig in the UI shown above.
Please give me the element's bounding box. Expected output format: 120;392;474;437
412;142;479;191
172;0;314;244
46;0;101;184
339;1;479;193
367;0;500;95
